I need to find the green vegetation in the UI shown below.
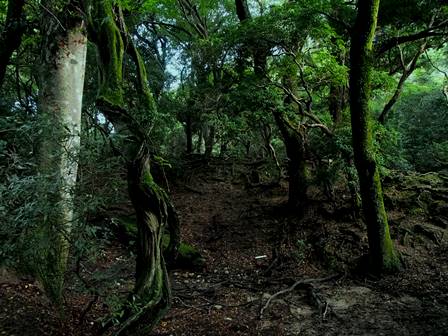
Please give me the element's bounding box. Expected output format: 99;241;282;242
1;0;447;334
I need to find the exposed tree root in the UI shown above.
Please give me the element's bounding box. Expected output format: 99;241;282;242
259;274;339;319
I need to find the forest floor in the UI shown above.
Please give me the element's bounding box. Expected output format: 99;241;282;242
1;159;448;335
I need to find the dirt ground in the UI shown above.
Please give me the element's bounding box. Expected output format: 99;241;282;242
1;160;447;335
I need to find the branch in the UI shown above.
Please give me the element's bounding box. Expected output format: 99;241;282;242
145;20;193;38
271;82;333;137
318;11;352;33
39;3;66;31
177;0;208;38
377;21;448;55
379;40;428;123
305;123;334;134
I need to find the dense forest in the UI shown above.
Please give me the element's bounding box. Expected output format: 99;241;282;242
0;0;447;335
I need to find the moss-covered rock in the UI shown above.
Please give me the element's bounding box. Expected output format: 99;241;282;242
384;171;448;220
114;215;205;270
162;234;205;269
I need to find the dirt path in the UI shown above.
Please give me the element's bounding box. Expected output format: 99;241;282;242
1;161;447;335
152;162;448;335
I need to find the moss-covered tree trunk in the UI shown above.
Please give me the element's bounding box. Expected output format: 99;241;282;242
115;155;172;335
349;0;400;273
36;6;87;303
86;1;178;333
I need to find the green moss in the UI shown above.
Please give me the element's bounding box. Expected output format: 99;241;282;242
118;215;138;238
141;168;168;205
117;216;204;269
131;44;157;113
173;241;205;269
89;0;125;109
381;223;401;272
162;235;204;267
351;0;400;275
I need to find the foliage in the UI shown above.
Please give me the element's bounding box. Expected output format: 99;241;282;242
1;0;448;330
391;88;448;172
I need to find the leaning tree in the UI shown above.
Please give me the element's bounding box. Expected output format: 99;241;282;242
85;0;179;334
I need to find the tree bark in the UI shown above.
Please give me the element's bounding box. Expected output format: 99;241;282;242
36;14;87;303
349;0;400;273
0;0;25;88
329;83;347;124
235;0;266;78
86;1;178;333
204;125;215;158
235;0;251;22
273;111;307;209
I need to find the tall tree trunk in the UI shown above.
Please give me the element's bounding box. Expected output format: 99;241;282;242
234;0;252;77
329;83;347;124
235;0;266;78
0;0;25;89
261;124;281;174
36;14;87;303
86;1;179;333
235;0;251;21
204;125;215;158
349;0;400;273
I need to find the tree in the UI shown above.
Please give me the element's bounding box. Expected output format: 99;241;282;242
0;0;25;88
349;0;400;273
34;0;88;304
85;1;179;333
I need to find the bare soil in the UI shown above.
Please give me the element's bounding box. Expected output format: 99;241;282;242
1;160;447;335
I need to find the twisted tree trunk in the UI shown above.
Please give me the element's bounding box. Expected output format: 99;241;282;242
86;1;179;333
